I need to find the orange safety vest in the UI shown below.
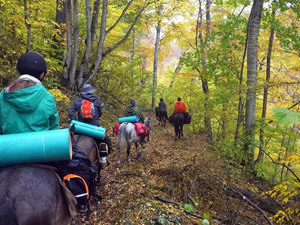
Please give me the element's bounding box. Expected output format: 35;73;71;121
173;101;187;114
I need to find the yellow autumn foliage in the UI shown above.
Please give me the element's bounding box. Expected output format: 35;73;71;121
49;88;70;104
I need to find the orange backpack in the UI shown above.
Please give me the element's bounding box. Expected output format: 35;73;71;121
81;99;95;118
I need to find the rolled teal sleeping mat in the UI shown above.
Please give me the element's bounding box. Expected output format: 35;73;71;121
118;116;140;123
0;129;72;168
69;120;106;140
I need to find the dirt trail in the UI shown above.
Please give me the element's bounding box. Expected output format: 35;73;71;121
73;118;270;225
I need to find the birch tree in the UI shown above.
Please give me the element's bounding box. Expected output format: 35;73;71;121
152;4;162;108
62;0;152;90
244;0;264;167
196;0;213;143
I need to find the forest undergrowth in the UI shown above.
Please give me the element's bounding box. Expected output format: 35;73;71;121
72;113;275;225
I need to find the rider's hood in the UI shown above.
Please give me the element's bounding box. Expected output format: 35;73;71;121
2;84;47;113
80;93;99;102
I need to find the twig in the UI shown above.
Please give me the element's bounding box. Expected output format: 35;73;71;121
227;186;274;225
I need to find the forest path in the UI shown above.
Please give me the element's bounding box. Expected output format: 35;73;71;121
73;116;269;225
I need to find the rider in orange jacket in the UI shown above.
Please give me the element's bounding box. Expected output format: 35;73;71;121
173;97;187;114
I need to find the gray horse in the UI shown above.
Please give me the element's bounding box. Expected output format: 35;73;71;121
117;117;151;166
0;166;76;225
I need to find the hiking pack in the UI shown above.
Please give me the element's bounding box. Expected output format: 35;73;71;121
113;122;148;137
81;99;96;118
184;112;192;124
134;122;148;136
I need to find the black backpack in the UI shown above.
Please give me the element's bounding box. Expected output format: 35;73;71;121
184;112;192;124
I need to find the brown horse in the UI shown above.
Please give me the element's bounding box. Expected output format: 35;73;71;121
0;166;76;225
72;134;100;183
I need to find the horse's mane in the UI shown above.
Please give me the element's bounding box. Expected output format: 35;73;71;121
9;79;36;92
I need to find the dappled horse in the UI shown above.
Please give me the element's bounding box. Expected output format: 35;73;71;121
117;117;151;166
0;166;76;225
173;113;184;140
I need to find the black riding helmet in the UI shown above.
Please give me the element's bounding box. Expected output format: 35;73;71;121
16;52;47;81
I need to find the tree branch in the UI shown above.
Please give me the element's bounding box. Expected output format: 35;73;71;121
102;2;153;57
106;0;134;35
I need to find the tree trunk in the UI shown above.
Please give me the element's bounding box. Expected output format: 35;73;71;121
152;4;162;108
244;0;264;168
256;6;275;164
234;20;248;145
77;0;93;89
130;28;135;78
85;0;108;85
53;0;66;61
91;0;100;43
197;0;213;143
69;0;79;90
61;0;151;89
62;0;73;85
23;0;31;52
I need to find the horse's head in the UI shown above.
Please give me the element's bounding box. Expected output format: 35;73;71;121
144;117;152;135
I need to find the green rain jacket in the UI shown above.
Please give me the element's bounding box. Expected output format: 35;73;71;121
124;106;144;123
0;84;59;134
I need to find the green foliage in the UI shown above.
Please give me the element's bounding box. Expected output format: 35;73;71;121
272;108;300;127
183;204;193;212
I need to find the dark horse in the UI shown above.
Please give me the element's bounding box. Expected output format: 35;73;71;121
172;113;184;140
155;107;168;127
0;166;76;225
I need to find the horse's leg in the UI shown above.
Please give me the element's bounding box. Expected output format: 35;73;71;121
181;125;184;137
135;142;141;159
179;125;183;139
174;124;178;141
140;139;145;157
127;143;132;164
117;143;122;167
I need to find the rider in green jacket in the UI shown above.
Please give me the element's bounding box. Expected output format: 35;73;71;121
0;52;59;134
124;98;144;123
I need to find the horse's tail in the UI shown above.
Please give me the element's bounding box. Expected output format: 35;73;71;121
117;123;127;151
0;199;18;225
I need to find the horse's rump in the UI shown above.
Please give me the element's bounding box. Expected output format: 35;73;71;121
174;113;184;123
0;166;76;225
73;134;98;163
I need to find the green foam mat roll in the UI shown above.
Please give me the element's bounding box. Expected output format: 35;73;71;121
69;120;106;140
118;116;139;123
0;129;72;167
